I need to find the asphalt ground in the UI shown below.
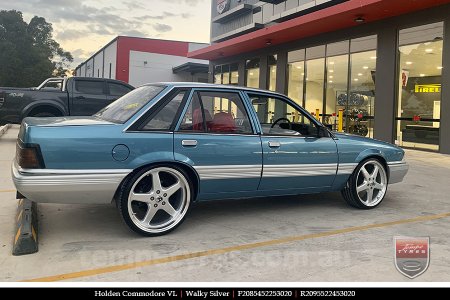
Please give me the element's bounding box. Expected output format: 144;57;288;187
1;125;450;282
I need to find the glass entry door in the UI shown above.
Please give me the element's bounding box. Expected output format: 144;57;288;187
396;22;444;151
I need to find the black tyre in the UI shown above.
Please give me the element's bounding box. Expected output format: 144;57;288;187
118;165;192;237
341;158;388;209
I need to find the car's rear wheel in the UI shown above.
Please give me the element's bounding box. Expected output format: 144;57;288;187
341;158;388;209
118;166;192;236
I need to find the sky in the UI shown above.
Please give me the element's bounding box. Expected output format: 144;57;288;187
0;0;212;68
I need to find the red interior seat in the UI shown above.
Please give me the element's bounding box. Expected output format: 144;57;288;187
211;112;236;132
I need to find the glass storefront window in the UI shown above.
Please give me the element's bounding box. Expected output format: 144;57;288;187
287;49;305;106
305;58;325;118
213;63;239;85
325;54;348;129
268;55;277;91
286;36;376;137
348;50;377;138
246;58;260;88
396;22;444;151
230;63;239;85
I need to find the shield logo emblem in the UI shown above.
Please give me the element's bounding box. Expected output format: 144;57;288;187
394;237;430;279
217;0;230;14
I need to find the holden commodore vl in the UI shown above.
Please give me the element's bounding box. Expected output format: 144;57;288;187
12;83;409;236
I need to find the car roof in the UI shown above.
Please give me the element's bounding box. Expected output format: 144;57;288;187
141;82;288;98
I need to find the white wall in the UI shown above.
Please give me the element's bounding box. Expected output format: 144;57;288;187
85;58;94;77
188;42;209;52
93;51;104;78
104;40;117;79
129;51;208;86
79;65;86;77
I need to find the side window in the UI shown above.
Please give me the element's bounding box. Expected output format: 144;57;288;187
141;91;185;131
248;93;318;137
108;82;132;97
179;91;253;134
75;80;104;95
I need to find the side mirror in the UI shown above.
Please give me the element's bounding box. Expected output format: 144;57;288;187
317;126;330;138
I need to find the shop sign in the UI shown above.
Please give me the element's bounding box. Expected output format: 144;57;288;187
415;84;441;93
217;0;230;14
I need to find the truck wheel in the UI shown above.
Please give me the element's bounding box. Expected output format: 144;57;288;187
28;107;62;118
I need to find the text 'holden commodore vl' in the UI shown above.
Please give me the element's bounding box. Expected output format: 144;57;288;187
12;83;409;236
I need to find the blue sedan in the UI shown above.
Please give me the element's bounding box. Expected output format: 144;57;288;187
12;83;408;236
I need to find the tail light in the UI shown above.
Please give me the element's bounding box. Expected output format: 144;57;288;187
16;142;45;169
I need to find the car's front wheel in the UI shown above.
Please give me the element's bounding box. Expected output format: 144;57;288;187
341;158;388;209
118;165;192;236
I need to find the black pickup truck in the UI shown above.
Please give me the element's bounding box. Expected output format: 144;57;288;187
0;77;134;125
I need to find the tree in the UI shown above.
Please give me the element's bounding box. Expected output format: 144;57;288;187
0;10;73;87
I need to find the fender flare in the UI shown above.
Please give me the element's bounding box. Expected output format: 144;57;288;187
22;101;67;119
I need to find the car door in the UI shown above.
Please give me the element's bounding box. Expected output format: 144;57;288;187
174;89;262;195
246;92;338;192
71;79;109;115
107;81;133;103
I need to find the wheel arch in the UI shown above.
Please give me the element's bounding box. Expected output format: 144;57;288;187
113;161;200;205
355;153;389;179
23;102;66;118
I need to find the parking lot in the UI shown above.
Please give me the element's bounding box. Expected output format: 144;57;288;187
1;124;450;282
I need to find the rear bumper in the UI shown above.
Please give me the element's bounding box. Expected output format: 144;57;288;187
12;161;132;204
388;161;409;184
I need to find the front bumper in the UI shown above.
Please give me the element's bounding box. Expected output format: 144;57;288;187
12;161;132;204
388;161;409;184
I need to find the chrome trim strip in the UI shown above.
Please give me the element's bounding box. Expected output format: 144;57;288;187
17;165;133;176
337;163;358;175
194;165;262;180
194;164;340;180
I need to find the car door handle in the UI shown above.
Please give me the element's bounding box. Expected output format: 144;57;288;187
268;141;281;148
182;140;198;147
75;96;86;100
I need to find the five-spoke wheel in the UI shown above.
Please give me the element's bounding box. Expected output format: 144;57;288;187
342;159;388;209
119;166;191;236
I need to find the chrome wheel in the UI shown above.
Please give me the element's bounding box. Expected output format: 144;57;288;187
355;160;387;207
127;167;190;234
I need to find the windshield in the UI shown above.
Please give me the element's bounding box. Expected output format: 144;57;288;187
95;85;166;123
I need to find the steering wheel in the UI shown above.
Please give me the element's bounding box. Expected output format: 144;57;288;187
271;118;292;130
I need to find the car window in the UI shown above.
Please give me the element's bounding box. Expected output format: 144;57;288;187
109;82;132;97
248;93;319;137
179;91;253;134
95;85;165;124
75;80;104;95
141;91;186;131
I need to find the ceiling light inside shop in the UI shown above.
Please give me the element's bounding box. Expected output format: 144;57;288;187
354;78;359;81
329;70;334;73
370;56;377;60
363;66;369;69
425;49;433;53
420;74;426;77
250;72;254;76
406;61;413;65
329;81;333;83
296;66;302;69
437;66;443;70
358;73;363;76
329;62;335;65
329;76;333;79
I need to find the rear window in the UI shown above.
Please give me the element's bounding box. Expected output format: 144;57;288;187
108;82;133;96
75;80;104;94
95;85;166;124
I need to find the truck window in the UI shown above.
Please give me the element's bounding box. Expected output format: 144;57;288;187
108;82;132;97
75;80;105;95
